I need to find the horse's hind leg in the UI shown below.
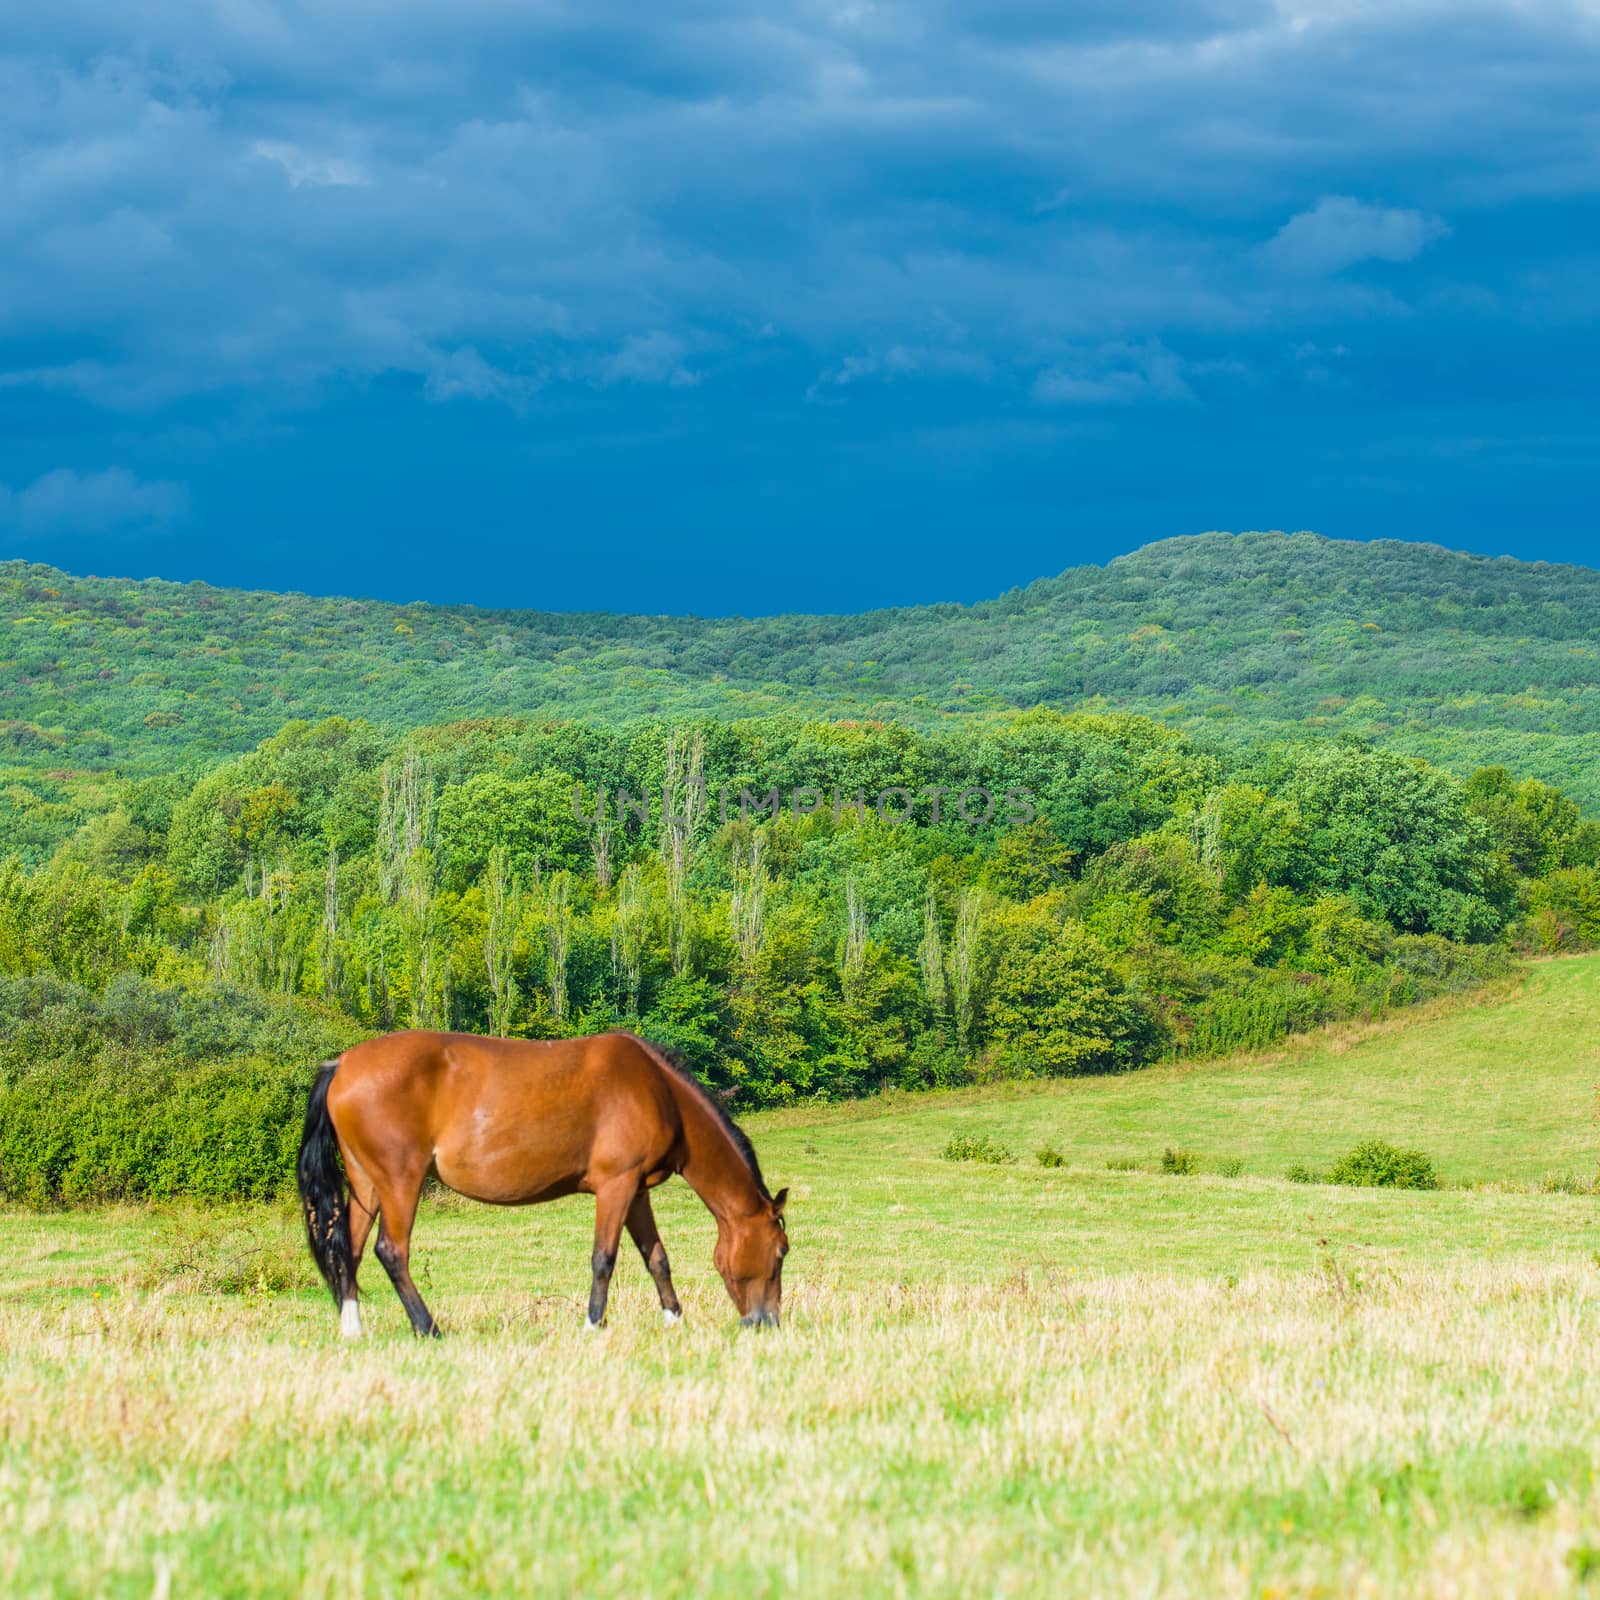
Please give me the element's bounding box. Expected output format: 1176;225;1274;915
625;1190;682;1325
371;1167;441;1339
338;1152;380;1340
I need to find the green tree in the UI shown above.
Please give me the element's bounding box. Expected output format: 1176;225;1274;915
433;771;588;890
1466;767;1600;877
1186;784;1310;899
978;901;1154;1075
1265;743;1505;940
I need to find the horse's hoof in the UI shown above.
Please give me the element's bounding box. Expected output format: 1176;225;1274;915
339;1300;363;1340
584;1315;605;1333
661;1308;682;1326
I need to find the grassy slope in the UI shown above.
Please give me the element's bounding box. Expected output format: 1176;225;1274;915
764;951;1600;1192
4;957;1600;1595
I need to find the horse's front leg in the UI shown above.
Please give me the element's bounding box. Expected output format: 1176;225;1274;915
625;1189;683;1324
585;1176;638;1329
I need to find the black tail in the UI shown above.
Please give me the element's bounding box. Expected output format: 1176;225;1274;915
298;1060;354;1306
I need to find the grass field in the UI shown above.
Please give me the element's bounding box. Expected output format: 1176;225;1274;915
5;956;1600;1596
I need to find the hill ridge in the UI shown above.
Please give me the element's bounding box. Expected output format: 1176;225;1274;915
4;530;1599;806
6;527;1600;626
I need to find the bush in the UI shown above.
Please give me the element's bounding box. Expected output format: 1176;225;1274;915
1215;1157;1244;1178
941;1133;1013;1165
1539;1172;1600;1196
1326;1139;1439;1191
1520;866;1600;953
1105;1156;1141;1172
0;973;357;1205
1567;1545;1600;1582
1161;1146;1197;1176
1035;1145;1065;1168
1284;1163;1320;1184
0;1050;318;1205
1186;977;1332;1059
136;1210;315;1296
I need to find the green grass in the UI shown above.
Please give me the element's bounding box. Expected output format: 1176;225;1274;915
757;954;1600;1193
5;955;1600;1596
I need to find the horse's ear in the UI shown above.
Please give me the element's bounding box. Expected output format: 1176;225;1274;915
772;1187;789;1217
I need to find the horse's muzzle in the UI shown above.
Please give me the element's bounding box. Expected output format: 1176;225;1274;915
740;1308;780;1330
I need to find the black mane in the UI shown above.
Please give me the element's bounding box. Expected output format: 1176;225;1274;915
635;1037;770;1201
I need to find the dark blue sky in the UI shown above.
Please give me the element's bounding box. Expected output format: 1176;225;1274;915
2;2;1597;615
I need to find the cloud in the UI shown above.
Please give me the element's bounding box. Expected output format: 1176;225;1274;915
0;0;1589;425
424;346;542;406
1033;340;1194;406
805;344;991;400
598;331;699;388
0;468;189;537
252;140;366;189
1262;197;1450;276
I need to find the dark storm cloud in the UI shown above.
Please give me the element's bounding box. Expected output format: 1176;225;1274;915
0;3;1596;603
3;1;1591;402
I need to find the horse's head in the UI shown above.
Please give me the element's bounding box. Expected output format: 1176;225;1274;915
715;1187;789;1328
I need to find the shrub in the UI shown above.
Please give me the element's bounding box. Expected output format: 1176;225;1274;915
0;1050;319;1205
1567;1545;1600;1582
1035;1145;1066;1168
1215;1157;1244;1178
0;973;357;1205
1522;866;1600;952
1105;1156;1141;1172
1187;979;1329;1058
1511;1479;1554;1519
136;1210;314;1296
1540;1172;1600;1196
1327;1139;1439;1191
941;1133;1013;1165
1160;1146;1197;1176
1284;1163;1320;1184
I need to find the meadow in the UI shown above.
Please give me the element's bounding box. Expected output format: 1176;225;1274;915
3;955;1600;1597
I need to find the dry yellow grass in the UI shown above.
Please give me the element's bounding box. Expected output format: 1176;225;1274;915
2;1249;1599;1597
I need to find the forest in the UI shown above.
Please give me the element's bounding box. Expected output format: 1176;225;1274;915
4;531;1600;864
4;699;1598;1203
5;530;1600;1202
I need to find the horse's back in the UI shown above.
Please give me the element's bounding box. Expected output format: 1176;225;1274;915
328;1030;683;1205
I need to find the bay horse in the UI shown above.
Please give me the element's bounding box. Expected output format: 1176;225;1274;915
297;1030;788;1338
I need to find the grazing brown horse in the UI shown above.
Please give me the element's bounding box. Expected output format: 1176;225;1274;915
297;1030;788;1338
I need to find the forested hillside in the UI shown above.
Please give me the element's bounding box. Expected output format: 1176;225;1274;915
8;700;1600;1200
4;531;1600;821
6;530;1600;1198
